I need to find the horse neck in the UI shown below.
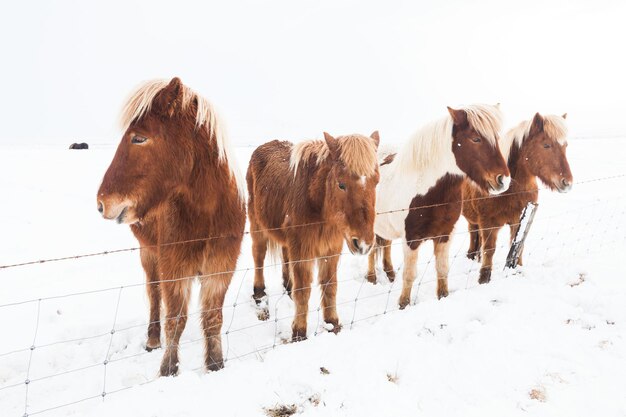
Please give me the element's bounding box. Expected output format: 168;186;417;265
186;135;237;214
507;142;537;192
392;133;460;188
293;160;334;224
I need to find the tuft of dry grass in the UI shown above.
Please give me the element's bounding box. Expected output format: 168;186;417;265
264;404;297;417
386;372;399;384
308;393;321;407
569;273;586;287
529;387;547;402
320;367;330;375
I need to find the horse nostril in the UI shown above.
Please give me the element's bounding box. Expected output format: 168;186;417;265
352;238;359;249
562;178;570;187
97;201;104;214
496;175;504;186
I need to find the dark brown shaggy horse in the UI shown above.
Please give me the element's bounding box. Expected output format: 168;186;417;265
463;112;572;283
368;104;510;307
97;78;246;376
248;132;380;341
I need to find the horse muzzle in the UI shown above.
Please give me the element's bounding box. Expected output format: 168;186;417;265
97;198;137;224
488;175;511;195
348;237;373;256
555;177;573;193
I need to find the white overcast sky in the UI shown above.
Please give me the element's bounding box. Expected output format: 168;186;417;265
1;0;624;145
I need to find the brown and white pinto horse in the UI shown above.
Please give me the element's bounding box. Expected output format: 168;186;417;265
97;78;246;376
248;132;380;341
368;105;510;308
463;112;572;283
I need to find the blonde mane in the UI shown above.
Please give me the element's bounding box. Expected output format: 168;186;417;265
119;79;245;200
396;103;503;173
290;134;378;177
500;114;568;162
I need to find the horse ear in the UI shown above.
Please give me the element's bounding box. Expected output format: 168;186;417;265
447;107;468;127
562;113;568;119
323;132;340;159
154;77;184;117
529;112;544;137
370;131;380;148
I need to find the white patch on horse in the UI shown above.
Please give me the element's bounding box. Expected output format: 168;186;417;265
374;104;502;241
360;176;367;187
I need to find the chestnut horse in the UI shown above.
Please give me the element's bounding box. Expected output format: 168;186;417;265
248;132;380;341
462;113;572;283
97;78;246;376
368;105;510;308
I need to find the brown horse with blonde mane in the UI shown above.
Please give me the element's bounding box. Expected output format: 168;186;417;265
97;77;246;376
463;112;572;283
368;104;510;307
248;132;380;341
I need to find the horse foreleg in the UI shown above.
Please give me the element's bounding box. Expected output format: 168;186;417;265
467;223;481;261
289;254;314;342
159;276;192;377
366;242;377;284
318;254;341;333
141;249;161;351
398;242;419;309
199;271;231;372
251;227;268;305
282;246;292;296
434;238;451;299
479;225;500;284
381;238;395;281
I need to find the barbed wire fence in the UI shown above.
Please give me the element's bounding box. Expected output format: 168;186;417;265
0;173;625;416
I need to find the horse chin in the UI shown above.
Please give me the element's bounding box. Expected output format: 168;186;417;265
555;183;572;193
487;183;507;196
540;179;571;194
116;207;140;225
344;237;372;256
346;244;359;256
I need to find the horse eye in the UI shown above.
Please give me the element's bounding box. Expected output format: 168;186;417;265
543;143;551;149
338;182;346;191
131;135;148;144
471;137;481;143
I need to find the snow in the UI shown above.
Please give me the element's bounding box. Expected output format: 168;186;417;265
1;137;625;416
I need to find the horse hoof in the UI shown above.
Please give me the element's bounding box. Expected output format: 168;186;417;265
325;321;342;334
366;273;377;284
437;289;449;299
206;360;224;372
145;338;161;352
252;288;267;303
385;269;396;281
291;329;307;342
467;251;480;261
159;362;179;377
478;269;492;284
398;298;410;310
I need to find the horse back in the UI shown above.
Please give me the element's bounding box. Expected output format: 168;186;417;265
247;140;294;242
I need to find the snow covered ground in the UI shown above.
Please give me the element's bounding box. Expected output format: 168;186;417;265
1;137;625;416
